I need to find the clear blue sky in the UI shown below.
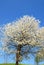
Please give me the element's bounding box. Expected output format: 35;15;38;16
0;0;44;64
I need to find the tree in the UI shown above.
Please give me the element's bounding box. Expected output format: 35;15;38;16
35;49;44;65
0;15;44;65
35;27;44;65
0;48;2;56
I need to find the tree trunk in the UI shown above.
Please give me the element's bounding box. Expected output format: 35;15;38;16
36;62;39;65
16;44;22;65
4;53;8;64
16;52;19;65
37;63;39;65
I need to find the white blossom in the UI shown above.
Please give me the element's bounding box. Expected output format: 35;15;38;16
0;15;44;54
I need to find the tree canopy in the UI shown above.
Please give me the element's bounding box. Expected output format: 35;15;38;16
0;15;44;65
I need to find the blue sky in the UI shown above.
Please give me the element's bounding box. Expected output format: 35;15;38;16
0;0;44;26
0;0;44;64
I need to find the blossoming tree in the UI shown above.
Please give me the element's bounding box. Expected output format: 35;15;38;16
0;16;44;65
35;27;44;65
35;49;44;65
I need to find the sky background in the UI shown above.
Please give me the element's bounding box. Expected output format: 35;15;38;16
0;0;44;64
